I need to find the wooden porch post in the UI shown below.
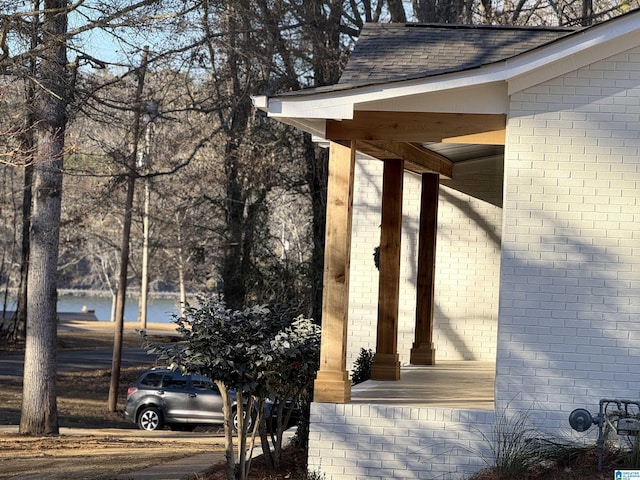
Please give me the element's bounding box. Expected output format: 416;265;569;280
410;173;439;365
371;158;403;381
313;141;355;403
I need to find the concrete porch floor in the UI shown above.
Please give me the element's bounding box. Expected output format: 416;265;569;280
350;361;496;410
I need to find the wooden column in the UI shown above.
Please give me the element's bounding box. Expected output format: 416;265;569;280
313;141;355;403
371;158;403;381
410;173;439;365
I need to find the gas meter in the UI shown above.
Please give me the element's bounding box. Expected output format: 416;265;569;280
569;398;640;471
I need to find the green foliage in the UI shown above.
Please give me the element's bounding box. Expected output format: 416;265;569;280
145;294;320;480
291;399;311;451
166;298;291;392
351;348;374;385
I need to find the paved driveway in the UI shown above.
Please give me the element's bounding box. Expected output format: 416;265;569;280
0;348;154;377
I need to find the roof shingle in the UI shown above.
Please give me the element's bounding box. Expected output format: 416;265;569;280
338;23;576;87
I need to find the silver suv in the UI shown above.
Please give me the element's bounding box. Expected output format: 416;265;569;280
124;368;245;431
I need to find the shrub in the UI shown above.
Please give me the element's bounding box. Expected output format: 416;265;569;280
351;348;373;385
476;406;545;479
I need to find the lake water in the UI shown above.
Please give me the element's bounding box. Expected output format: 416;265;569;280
57;295;181;323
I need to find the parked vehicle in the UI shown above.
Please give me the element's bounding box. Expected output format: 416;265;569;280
124;368;249;431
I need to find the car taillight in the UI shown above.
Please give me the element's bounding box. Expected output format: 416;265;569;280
127;386;138;396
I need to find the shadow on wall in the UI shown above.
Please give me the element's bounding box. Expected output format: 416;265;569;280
353;158;502;364
309;402;497;479
440;188;502;249
496;199;640;435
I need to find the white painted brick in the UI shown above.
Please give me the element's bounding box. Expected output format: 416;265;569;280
499;46;640;443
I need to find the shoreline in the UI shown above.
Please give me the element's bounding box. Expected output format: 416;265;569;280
58;319;180;333
57;289;189;300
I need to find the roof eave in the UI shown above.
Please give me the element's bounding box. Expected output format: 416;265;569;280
253;10;640;132
506;11;640;94
255;67;509;124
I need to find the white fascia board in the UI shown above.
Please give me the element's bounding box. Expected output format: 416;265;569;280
267;68;510;121
252;95;328;137
252;95;268;110
505;16;640;94
357;82;509;114
266;93;357;120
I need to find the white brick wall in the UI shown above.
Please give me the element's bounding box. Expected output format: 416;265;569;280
347;156;502;370
497;48;640;432
433;178;502;362
308;403;495;480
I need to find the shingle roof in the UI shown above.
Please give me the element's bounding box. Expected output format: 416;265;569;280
337;23;577;87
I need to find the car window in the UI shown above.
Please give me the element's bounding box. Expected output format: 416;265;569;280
139;372;164;388
191;375;218;392
163;373;189;389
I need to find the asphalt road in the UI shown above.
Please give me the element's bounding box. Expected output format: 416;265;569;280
0;348;154;377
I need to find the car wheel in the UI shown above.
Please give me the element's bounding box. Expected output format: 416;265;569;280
232;407;253;432
137;407;163;431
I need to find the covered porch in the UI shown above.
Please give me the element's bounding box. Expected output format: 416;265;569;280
311;121;504;403
253;23;546;405
254;17;640;479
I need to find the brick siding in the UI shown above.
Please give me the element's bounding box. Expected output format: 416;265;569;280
308;403;495;479
497;48;640;431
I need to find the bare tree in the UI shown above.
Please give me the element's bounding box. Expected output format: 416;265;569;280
19;0;68;435
107;47;149;413
1;0;209;430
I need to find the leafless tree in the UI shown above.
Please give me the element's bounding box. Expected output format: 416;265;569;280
18;0;68;435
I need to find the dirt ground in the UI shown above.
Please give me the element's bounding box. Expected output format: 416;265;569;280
0;321;230;480
0;431;226;480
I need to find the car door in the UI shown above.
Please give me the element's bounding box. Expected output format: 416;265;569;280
187;374;224;425
159;372;191;423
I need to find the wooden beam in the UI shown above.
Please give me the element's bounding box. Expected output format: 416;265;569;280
326;111;506;145
442;129;506;145
358;141;453;179
313;141;354;403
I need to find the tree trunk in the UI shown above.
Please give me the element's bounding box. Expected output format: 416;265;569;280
216;381;236;480
222;139;247;309
19;0;68;436
20;147;62;435
220;5;253;310
15;147;33;343
581;0;593;26
303;137;327;324
14;0;40;343
177;247;187;317
108;46;148;412
387;0;407;21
